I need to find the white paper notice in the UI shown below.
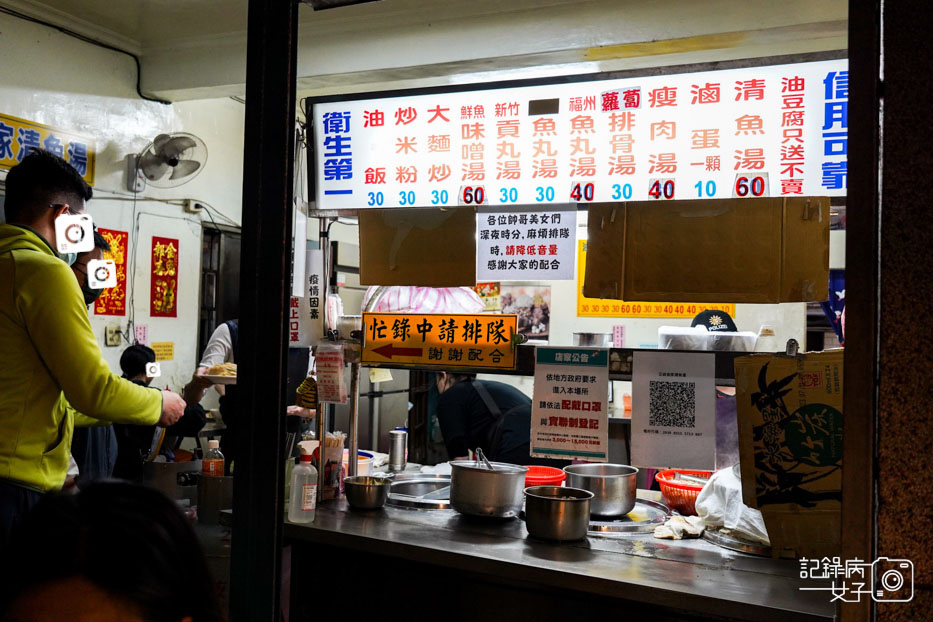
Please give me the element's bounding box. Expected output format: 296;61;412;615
476;207;576;281
631;351;716;470
315;343;347;404
531;347;609;461
291;250;324;347
291;207;308;298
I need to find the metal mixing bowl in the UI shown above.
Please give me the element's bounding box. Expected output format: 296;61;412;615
524;486;593;541
563;463;639;516
343;475;391;510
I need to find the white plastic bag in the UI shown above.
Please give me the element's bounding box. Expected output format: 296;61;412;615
362;286;484;314
695;464;770;545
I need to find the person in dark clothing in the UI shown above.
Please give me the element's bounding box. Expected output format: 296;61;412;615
69;230;119;484
435;372;568;467
112;345;208;481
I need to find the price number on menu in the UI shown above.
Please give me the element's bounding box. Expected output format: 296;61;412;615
648;178;676;200
569;181;595;202
733;173;770;198
459;185;488;205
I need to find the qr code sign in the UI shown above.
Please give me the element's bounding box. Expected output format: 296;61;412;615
649;380;696;427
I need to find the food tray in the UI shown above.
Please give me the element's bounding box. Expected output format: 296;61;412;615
702;528;772;557
587;498;672;534
202;375;236;385
386;474;452;510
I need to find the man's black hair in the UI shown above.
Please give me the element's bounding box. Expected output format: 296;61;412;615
120;344;156;379
4;149;92;224
0;482;223;622
92;230;110;253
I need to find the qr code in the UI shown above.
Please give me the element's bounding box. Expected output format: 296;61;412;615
648;380;696;427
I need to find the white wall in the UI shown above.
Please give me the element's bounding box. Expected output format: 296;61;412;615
0;11;245;390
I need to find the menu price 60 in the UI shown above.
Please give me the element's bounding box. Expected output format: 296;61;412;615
459;185;488;205
733;173;770;198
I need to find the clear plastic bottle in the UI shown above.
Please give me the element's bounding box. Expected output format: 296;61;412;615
202;439;225;477
288;453;318;524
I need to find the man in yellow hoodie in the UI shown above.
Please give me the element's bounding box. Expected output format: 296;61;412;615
0;150;186;541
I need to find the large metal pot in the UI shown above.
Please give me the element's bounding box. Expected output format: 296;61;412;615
524;486;593;541
450;460;528;518
563;463;638;516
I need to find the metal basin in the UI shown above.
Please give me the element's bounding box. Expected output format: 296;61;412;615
524;486;593;542
387;474;451;510
343;475;391;510
450;460;528;518
563;463;638;517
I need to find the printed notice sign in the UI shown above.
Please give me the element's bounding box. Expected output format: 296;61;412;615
476;207;576;281
531;347;609;461
291;250;325;347
315;343;347;404
362;312;517;370
631;351;716;470
151;341;174;362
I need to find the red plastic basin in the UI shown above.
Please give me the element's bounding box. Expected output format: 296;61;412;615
525;466;566;487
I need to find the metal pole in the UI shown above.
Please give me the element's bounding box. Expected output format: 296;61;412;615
230;1;297;620
370;393;381;453
316;217;329;499
347;361;361;476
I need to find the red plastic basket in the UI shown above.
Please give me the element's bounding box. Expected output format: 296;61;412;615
655;469;711;515
525;466;566;487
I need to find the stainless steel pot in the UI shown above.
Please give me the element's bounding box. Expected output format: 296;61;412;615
563;463;638;516
524;486;593;541
449;460;528;518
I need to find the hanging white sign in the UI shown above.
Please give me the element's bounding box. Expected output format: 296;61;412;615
631;351;716;470
531;347;610;461
476;206;576;281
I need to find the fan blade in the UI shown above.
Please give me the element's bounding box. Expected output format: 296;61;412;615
159;136;197;159
169;159;201;180
152;134;173;152
138;152;170;180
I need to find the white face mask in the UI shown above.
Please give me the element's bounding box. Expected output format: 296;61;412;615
61;252;78;266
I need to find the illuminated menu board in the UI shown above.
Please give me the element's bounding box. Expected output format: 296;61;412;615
311;58;847;209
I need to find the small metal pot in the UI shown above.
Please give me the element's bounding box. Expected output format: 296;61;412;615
450;460;528;518
524;486;593;542
563;463;639;517
343;475;391;510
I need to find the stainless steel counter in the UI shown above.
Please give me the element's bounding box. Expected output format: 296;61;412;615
284;499;836;622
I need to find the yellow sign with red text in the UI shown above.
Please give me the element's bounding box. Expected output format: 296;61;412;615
576;241;736;318
0;113;96;185
362;313;517;370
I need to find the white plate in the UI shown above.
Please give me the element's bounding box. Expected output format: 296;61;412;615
202;374;237;385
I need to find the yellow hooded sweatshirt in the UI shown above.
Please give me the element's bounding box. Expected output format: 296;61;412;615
0;224;161;491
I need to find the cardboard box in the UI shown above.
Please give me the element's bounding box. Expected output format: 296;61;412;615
583;197;829;303
358;207;476;287
734;349;843;558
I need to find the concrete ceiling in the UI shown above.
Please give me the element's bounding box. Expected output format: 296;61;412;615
4;0;848;102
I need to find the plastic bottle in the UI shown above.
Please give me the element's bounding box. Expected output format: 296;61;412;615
288;444;318;524
202;440;225;477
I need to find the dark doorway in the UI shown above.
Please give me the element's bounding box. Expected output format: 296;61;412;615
199;225;241;358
